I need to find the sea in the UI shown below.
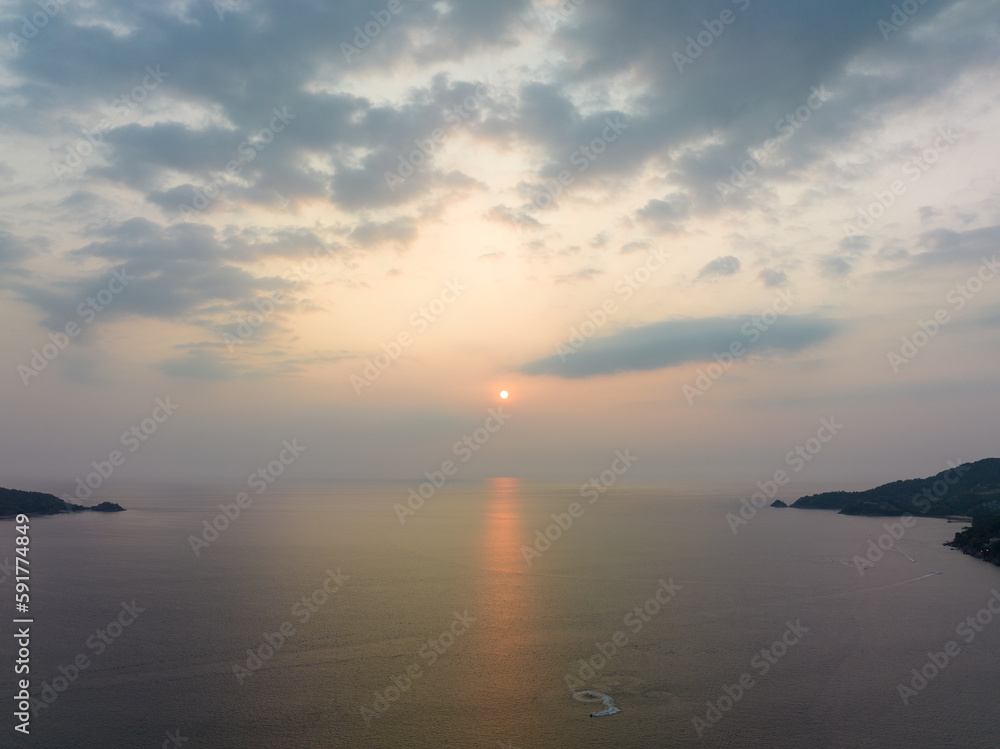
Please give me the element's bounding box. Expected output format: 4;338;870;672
1;479;998;748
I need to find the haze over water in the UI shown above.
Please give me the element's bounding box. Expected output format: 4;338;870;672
3;480;998;748
3;1;1000;746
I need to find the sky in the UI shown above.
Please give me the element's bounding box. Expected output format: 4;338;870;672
1;0;999;489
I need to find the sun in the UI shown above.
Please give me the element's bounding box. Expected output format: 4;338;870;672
499;390;509;399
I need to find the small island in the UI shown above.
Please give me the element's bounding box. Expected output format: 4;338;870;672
789;458;1000;567
770;500;788;508
0;486;125;518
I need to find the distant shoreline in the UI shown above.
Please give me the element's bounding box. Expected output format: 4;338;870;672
0;486;125;518
787;459;999;568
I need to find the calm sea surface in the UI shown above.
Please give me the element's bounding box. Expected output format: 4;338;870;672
2;480;998;748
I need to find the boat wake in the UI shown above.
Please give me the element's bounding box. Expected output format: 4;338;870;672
572;690;621;717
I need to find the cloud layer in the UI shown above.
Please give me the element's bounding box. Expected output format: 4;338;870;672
521;314;840;378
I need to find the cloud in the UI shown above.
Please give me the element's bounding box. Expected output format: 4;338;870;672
817;234;872;278
155;342;353;381
533;0;997;219
0;231;36;268
155;340;357;382
840;236;871;253
912;225;1000;267
698;255;741;279
157;348;243;381
521;314;840;378
485;204;543;229
872;225;1000;283
554;267;603;284
11;219;296;333
636;196;691;232
2;0;993;251
759;268;789;287
819;255;853;278
591;232;609;248
348;217;418;249
620;240;651;254
2;1;509;222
